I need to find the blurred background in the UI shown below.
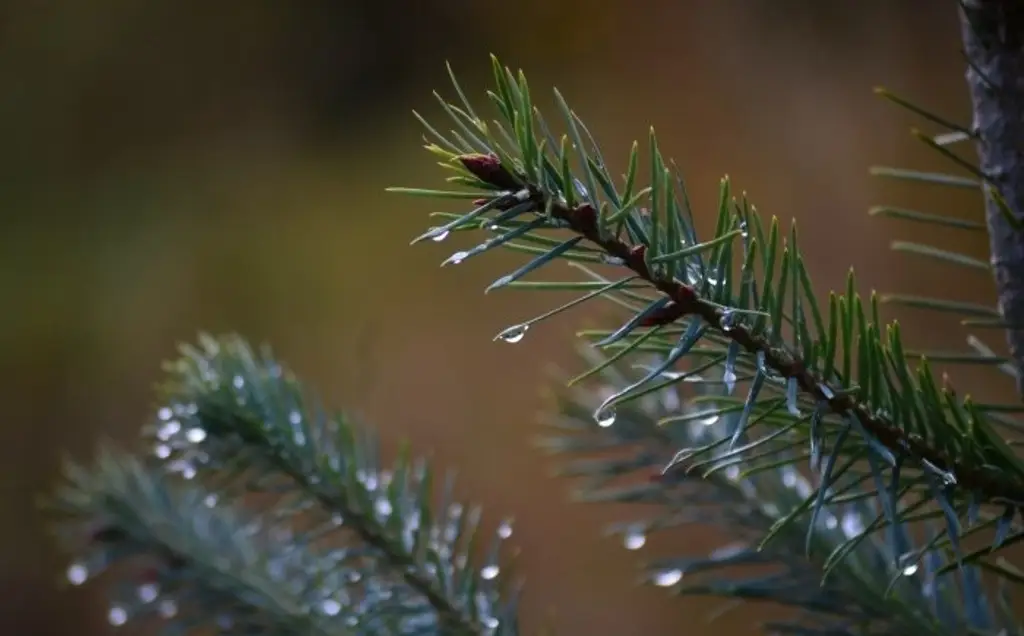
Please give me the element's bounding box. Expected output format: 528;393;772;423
2;1;1011;634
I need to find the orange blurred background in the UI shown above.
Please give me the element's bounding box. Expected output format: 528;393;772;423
2;2;1011;635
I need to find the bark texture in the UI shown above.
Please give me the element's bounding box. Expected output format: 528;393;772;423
959;0;1024;396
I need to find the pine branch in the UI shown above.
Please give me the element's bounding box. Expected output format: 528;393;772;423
540;346;1019;635
52;452;355;636
48;334;520;636
958;0;1024;397
453;150;1021;505
396;56;1024;604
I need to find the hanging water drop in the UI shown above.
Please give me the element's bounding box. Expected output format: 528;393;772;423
722;368;737;394
841;511;865;538
481;564;500;580
185;427;207;444
594;405;617;428
599;253;626;266
288;410;302;425
108;606;128;627
66;562;88;585
157;407;173;421
137;583;159;603
374;497;393;518
483;616;500;630
623;526;646;551
720;310;735;331
495;324;529;344
431;228;450;242
652;568;683;587
497;519;513;539
319;599;342;616
158;599;178;618
897;552;920;576
154;444;171;459
442;251;470;266
204;493;218;508
293;430;306;446
694;408;719;426
157;420;181;441
232;375;245;390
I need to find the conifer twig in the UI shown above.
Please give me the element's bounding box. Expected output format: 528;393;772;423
458;152;1024;505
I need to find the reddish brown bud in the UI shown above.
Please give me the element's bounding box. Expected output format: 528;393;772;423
458;153;521;191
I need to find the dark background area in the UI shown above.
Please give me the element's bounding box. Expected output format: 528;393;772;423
2;2;1010;634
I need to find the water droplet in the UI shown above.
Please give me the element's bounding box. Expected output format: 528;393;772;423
231;375;245;390
158;599;177;618
293;430;306;446
204;494;218;508
841;512;865;538
653;568;683;587
288;410;302;425
497;519;513;539
594;406;617;428
157;420;181;440
897;552;920;576
825;515;838;530
108;606;128;627
722;369;737;394
781;466;798;488
154;444;171;459
66;562;88;585
599;254;626;266
483;616;500;629
694;408;719;426
319;599;342;616
374;497;393;518
157;407;173;421
185;427;207;444
623;527;646;551
720;310;736;332
331;513;344;525
442;251;470;266
739;221;749;239
495;324;529;344
137;583;159;603
481;564;500;580
167;459;197;480
431;228;450;242
725;465;741;481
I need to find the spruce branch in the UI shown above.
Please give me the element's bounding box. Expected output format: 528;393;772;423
959;0;1024;397
49;334;521;636
540;346;1018;635
396;56;1024;597
450;149;1020;505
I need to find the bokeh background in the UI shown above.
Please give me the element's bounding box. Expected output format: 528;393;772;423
3;1;1011;635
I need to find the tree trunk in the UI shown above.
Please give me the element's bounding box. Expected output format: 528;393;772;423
959;0;1024;397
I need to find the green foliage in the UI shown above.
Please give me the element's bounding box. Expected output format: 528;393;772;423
48;335;520;636
48;44;1024;636
395;56;1024;634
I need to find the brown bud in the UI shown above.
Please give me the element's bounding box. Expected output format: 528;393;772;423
458;153;521;191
